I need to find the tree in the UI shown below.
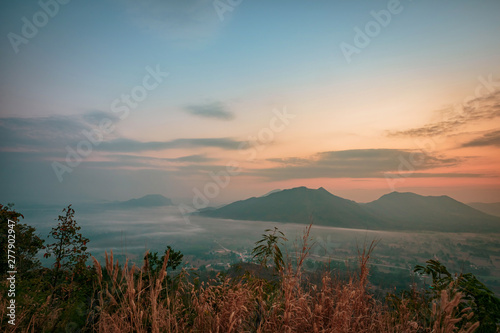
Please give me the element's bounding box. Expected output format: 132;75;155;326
0;203;44;276
144;246;184;294
252;227;287;271
44;205;90;287
144;245;183;278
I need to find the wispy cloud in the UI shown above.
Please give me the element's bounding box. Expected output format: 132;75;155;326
97;137;242;152
462;129;500;147
0;149;181;204
81;157;232;175
184;101;235;120
0;113;242;154
108;153;217;166
249;149;466;180
171;154;216;163
0;111;120;151
389;90;500;137
82;110;120;126
120;0;220;45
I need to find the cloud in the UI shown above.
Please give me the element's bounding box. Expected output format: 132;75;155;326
101;154;217;167
389;90;500;137
249;149;465;181
119;0;221;45
0;113;242;155
171;154;216;163
461;129;500;147
184;101;235;120
97;137;242;152
0;111;119;151
82;110;121;126
81;158;234;177
0;150;180;204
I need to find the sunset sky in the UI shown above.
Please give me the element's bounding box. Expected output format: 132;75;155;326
1;0;499;206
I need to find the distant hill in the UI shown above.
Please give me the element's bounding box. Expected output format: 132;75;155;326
362;192;500;232
105;194;173;208
199;186;383;229
199;187;500;232
467;202;500;217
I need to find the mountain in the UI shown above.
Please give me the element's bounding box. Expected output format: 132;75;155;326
200;186;383;229
105;194;173;208
361;192;500;232
199;188;500;232
467;202;500;217
260;189;282;197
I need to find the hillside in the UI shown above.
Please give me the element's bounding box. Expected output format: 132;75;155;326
362;192;500;232
104;194;173;208
200;186;383;229
467;202;500;217
199;187;500;232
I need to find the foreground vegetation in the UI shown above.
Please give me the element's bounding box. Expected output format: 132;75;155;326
1;204;499;332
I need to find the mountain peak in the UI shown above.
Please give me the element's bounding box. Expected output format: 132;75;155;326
382;191;452;200
200;186;379;229
286;186;329;193
117;194;173;208
385;191;418;197
289;186;309;191
275;186;337;198
260;189;282;197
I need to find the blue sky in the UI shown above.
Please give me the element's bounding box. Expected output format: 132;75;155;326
1;0;499;205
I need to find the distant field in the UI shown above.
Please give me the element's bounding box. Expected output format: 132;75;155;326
19;205;500;294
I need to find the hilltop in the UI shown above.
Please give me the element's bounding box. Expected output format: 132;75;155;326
199;187;500;232
103;194;173;208
362;192;500;232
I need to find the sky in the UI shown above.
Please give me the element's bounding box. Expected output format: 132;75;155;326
0;0;499;207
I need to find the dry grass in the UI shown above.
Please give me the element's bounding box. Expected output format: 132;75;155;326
1;224;481;332
430;289;480;333
91;249;258;332
86;225;480;333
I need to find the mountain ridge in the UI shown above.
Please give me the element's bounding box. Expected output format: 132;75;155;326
362;191;499;232
105;194;173;208
467;202;500;217
198;187;500;232
201;186;383;229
